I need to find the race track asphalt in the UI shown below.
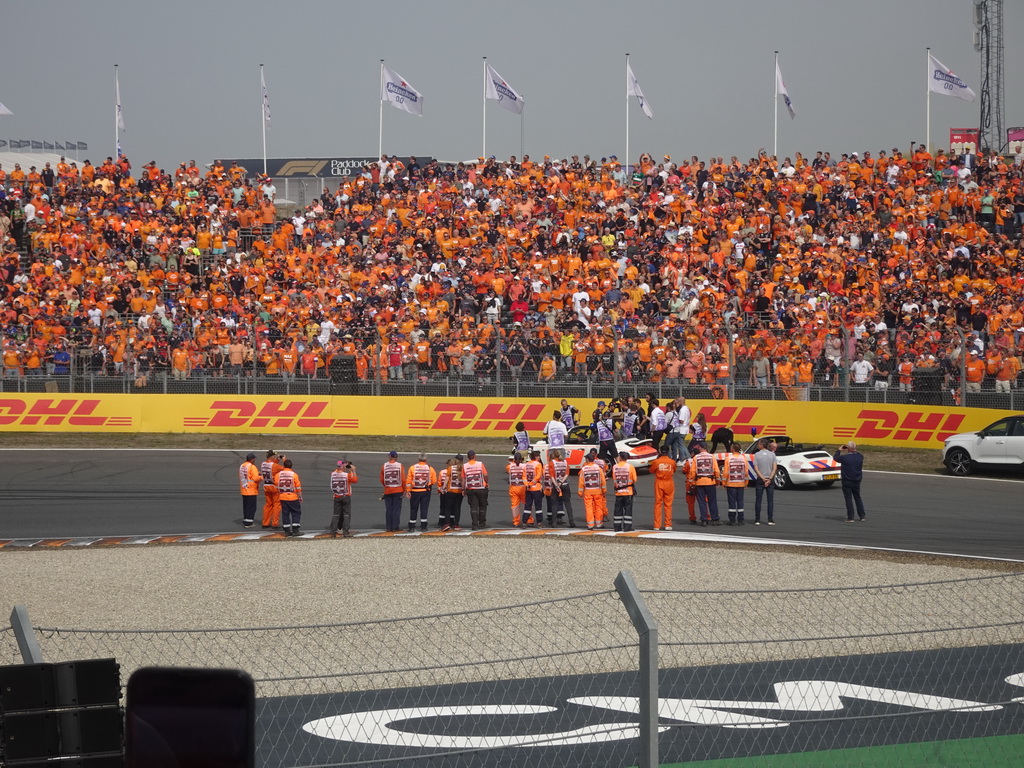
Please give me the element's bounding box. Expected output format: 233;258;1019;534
3;449;1021;560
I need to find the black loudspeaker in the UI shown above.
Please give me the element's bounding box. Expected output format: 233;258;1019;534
0;659;120;712
0;660;122;765
329;354;357;384
0;665;56;711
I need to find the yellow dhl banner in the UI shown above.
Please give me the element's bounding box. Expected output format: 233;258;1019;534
0;394;1014;449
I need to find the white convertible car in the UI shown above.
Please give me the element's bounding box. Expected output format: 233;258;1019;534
531;425;659;471
720;435;841;489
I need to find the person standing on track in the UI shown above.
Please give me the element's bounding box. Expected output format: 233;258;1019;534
380;450;405;532
559;398;581;430
277;458;303;537
577;452;607;530
510;421;531;458
752;439;778;526
547;449;576;527
437;458;455;531
649;445;677;531
723;443;749;525
506;453;527;526
611;452;638;532
260;450;283;529
329;459;358;538
239;452;261;529
405;454;437;532
523;450;545;526
588;448;610;527
594;403;617;467
445;455;466;530
686;442;721;526
544;409;568;451
463;450;489;530
834;441;866;522
649;398;668;451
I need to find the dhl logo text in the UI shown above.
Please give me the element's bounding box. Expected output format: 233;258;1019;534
854;410;966;443
186;400;358;430
416;403;550;432
694;406;786;437
0;399;132;427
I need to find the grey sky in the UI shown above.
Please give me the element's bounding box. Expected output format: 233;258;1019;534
2;1;1019;171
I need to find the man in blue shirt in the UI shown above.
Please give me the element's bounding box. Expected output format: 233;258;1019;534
833;441;866;522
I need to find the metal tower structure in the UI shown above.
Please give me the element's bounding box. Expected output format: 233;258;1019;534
974;0;1005;152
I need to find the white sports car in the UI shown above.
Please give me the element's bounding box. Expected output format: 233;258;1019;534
532;426;659;471
732;435;842;489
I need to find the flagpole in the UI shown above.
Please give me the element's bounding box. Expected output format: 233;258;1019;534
260;64;268;176
520;107;524;160
114;64;119;158
482;57;487;159
378;60;385;160
773;51;779;159
925;47;931;154
625;53;630;184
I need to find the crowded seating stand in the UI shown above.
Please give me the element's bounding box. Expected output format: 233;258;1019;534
1;147;1022;410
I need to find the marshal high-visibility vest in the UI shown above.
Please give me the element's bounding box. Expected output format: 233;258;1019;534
406;462;436;491
579;462;605;493
330;469;357;497
381;461;405;494
612;462;637;496
687;453;719;486
723;454;749;487
507;463;525;486
524;460;544;491
260;460;278;486
549;458;569;485
277;469;301;500
464;460;487;489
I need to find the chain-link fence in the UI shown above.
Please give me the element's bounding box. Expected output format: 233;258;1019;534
5;570;1024;767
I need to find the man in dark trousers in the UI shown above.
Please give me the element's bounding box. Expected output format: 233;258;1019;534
833;441;866;522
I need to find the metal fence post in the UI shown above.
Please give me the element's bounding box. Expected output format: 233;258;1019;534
614;570;658;768
10;605;44;664
495;329;503;399
957;328;968;407
841;326;851;402
612;326;620;400
726;320;736;398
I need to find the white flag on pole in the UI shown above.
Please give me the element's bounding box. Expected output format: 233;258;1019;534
776;61;796;119
261;69;271;129
115;70;125;131
485;63;524;114
0;101;11;116
626;61;653;119
927;53;976;103
381;64;424;116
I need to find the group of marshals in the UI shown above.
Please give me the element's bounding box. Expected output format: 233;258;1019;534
238;450;305;536
239;438;846;535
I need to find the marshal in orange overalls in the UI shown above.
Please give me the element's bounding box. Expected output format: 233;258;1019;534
577;458;607;530
648;451;677;530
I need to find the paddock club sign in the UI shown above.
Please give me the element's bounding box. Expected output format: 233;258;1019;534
218;156;434;178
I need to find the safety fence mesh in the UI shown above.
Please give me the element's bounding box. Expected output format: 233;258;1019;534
0;626;22;668
5;571;1024;767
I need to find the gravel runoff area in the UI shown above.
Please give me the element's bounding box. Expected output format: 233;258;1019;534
4;538;1023;697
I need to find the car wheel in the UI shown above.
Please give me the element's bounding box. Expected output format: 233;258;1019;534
773;467;792;489
816;480;835;488
945;448;973;476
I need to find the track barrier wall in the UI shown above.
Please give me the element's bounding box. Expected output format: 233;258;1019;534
0;394;1015;448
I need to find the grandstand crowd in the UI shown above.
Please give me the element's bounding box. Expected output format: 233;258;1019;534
1;144;1023;395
